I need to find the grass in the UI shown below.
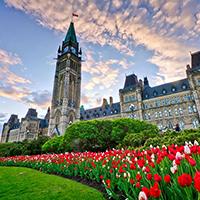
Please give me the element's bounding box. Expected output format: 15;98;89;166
0;167;105;200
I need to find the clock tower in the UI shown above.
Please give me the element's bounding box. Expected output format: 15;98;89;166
48;22;82;137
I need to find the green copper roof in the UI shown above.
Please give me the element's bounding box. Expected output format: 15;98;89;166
64;22;77;46
80;105;84;111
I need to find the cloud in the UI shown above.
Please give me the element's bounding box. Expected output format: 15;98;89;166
23;90;51;109
0;113;7;119
4;0;200;84
0;49;22;65
81;93;102;108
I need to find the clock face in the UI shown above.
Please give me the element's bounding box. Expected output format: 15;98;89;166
71;46;77;55
64;46;69;53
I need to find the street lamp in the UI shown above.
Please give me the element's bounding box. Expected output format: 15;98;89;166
130;104;135;119
69;121;72;125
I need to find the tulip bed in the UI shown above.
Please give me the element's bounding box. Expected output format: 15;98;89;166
1;141;200;200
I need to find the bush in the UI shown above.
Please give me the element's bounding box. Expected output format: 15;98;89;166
0;136;50;157
42;136;64;154
60;118;159;152
0;143;12;150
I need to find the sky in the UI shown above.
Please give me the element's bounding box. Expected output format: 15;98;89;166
0;0;200;134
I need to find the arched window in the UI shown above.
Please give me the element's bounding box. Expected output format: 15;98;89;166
56;113;60;123
175;108;178;115
155;111;158;118
148;113;151;119
168;122;173;129
188;106;192;113
179;107;183;115
179;121;185;130
158;123;163;130
193;119;199;129
159;111;162;117
164;110;168;117
193;105;197;112
169;109;172;116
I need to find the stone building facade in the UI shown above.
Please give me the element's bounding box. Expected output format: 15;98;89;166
1;108;49;143
80;51;200;131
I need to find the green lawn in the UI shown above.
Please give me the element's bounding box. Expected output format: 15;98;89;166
0;167;105;200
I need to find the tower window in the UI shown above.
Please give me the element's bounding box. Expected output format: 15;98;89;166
169;109;172;116
188;106;192;113
193;119;199;129
175;108;178;115
159;111;162;117
179;107;183;115
193;105;197;112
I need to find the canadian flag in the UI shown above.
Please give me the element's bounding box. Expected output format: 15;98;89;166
72;13;78;17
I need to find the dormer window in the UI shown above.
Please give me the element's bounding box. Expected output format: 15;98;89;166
172;87;176;92
182;85;186;89
153;90;157;96
154;92;157;96
103;112;106;116
145;94;149;98
114;109;117;113
111;110;113;114
162;89;167;94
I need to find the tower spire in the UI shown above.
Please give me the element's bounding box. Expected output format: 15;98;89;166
64;22;77;46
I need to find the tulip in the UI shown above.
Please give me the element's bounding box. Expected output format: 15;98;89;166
164;175;171;183
170;166;177;174
150;186;161;198
184;146;191;154
139;191;148;200
147;173;152;180
178;174;192;187
136;174;142;182
142;187;151;198
136;182;140;188
154;174;162;182
175;152;183;161
194;140;199;146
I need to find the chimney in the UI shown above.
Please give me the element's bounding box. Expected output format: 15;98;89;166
102;98;107;108
109;96;113;107
144;77;150;88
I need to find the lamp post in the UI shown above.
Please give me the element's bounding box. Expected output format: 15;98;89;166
130;104;135;119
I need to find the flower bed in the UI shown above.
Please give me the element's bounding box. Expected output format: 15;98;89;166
1;141;200;199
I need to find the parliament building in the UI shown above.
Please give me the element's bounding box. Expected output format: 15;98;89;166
1;22;200;143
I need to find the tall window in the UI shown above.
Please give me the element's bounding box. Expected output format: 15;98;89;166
169;109;172;116
188;106;192;113
172;98;174;104
153;102;155;107
129;96;132;101
193;105;197;112
168;122;173;129
165;99;167;105
148;103;150;108
198;79;200;86
56;113;60;123
144;114;147;120
155;101;158;106
178;97;180;102
164;110;168;117
125;97;128;102
155;111;158;118
162;100;165;106
193;119;199;129
175;97;177;103
179;107;183;115
158;123;163;130
168;99;170;104
148;113;151;119
179;121;185;130
158;101;160;106
175;108;178;115
132;96;136;101
191;94;194;100
188;95;191;100
159;111;162;117
145;104;147;109
185;95;187;101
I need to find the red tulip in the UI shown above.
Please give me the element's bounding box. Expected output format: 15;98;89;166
154;174;162;182
164;175;171;183
142;187;151;198
136;182;140;188
130;179;135;184
150;186;161;198
189;157;196;167
147;173;152;180
100;175;104;179
194;178;200;192
178;174;192;188
136;174;142;182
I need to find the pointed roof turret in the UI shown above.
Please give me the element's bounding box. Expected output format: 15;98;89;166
64;22;77;46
